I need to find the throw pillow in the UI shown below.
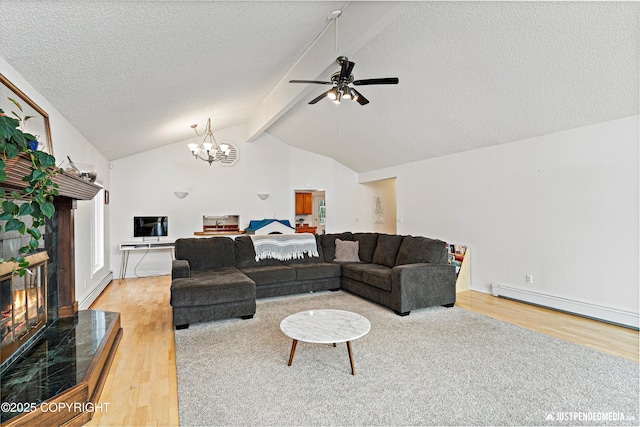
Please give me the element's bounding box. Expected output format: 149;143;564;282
334;239;360;262
320;232;353;262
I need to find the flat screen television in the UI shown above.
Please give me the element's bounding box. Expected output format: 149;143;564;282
134;216;168;238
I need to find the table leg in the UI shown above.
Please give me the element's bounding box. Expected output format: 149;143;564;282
287;339;298;366
119;250;130;282
347;341;356;376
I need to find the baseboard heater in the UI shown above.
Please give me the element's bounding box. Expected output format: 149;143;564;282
491;283;639;330
79;271;114;310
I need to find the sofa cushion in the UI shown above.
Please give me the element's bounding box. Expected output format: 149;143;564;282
175;237;236;271
341;262;388;282
170;268;255;307
234;236;283;268
395;236;448;265
320;232;353;262
362;267;392;292
240;265;297;286
372;234;404;268
288;262;342;281
334;239;360;262
354;233;379;263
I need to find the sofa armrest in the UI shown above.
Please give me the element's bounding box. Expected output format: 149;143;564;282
391;263;456;313
172;259;191;280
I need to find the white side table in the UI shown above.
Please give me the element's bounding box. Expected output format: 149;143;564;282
118;241;175;280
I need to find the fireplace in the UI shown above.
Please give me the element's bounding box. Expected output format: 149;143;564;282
0;252;48;366
0;153;122;427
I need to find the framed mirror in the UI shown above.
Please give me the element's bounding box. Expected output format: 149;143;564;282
0;73;53;155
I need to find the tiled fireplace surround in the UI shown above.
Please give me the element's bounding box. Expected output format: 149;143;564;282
0;156;122;426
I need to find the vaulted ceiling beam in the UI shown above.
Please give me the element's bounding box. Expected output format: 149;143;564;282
244;1;408;142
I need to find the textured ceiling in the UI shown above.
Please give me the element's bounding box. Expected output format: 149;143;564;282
268;1;639;172
0;0;343;159
1;1;638;173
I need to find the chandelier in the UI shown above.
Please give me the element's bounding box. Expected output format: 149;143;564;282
187;118;238;166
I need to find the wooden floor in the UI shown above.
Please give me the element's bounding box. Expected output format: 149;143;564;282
86;276;179;426
87;276;639;426
455;290;639;362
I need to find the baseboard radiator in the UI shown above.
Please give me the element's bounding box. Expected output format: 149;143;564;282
79;271;114;310
491;283;639;330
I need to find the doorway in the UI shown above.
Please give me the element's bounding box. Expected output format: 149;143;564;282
294;190;325;234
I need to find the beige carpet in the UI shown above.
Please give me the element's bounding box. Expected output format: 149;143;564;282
175;290;639;426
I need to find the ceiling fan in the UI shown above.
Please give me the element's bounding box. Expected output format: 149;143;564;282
289;56;398;106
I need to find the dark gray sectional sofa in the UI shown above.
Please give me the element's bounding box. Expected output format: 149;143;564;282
170;232;456;329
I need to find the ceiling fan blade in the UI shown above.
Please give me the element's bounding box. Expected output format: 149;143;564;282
352;77;399;86
352;88;369;105
289;80;333;85
308;89;332;104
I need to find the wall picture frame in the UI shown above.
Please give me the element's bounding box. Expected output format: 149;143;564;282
373;195;385;224
0;73;54;155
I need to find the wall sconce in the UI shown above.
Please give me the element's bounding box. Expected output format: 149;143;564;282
174;191;189;199
257;193;269;200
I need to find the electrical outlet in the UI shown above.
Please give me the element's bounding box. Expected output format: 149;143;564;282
525;274;533;284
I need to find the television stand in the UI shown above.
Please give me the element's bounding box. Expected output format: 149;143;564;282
119;241;175;280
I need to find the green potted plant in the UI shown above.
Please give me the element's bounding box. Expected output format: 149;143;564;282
0;103;60;275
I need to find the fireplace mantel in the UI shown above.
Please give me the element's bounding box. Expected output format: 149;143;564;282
2;153;101;201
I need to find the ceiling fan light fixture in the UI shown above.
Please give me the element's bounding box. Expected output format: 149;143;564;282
333;90;342;104
289;56;398;106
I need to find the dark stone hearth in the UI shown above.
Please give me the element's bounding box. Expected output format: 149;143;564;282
0;310;119;424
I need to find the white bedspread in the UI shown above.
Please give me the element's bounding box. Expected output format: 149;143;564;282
250;233;319;261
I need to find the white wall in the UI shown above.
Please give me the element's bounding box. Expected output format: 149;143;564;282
110;128;372;278
361;116;639;324
1;57;112;308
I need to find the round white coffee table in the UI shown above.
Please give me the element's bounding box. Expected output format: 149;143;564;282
280;309;371;375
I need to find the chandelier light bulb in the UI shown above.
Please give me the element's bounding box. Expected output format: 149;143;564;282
187;143;199;154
